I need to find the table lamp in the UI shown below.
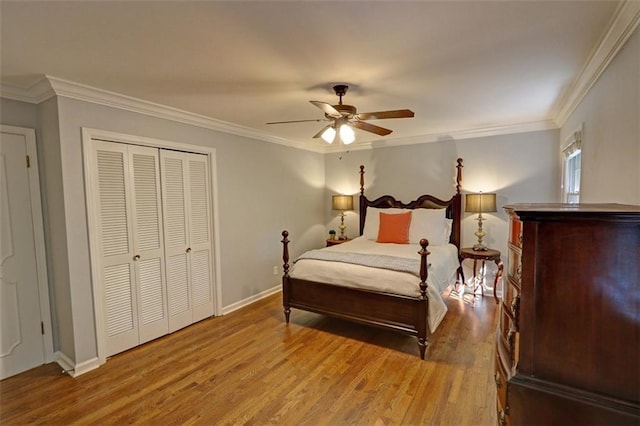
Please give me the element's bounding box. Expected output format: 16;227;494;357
465;192;497;251
332;194;354;240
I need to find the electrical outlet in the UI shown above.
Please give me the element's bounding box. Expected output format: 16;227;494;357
273;266;278;275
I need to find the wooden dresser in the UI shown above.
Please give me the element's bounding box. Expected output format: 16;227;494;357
496;203;640;425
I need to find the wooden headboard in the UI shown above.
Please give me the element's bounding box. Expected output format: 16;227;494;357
358;158;463;249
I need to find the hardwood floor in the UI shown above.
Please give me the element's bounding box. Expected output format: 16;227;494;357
1;287;498;425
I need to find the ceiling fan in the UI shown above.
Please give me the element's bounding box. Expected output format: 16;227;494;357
267;84;415;144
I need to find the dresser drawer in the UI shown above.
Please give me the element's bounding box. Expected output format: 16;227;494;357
507;246;522;286
509;216;522;248
498;309;520;367
504;279;520;330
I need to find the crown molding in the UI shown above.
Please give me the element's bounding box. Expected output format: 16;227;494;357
0;75;558;153
553;0;640;127
326;119;557;152
1;75;324;153
0;77;56;104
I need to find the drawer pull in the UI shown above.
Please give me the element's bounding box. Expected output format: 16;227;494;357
133;254;141;261
511;296;520;329
498;409;506;426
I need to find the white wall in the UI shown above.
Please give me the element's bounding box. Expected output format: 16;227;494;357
561;27;639;204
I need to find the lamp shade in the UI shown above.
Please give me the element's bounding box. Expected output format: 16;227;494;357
332;194;354;211
339;124;355;144
321;126;336;144
465;193;497;213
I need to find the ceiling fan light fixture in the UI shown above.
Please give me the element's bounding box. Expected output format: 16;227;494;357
321;126;336;144
339;123;355;145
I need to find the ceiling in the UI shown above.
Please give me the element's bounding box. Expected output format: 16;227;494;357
0;1;627;150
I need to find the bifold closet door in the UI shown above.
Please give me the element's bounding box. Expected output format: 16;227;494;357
160;150;214;333
92;141;168;357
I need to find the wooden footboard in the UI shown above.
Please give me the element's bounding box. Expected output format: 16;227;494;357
281;230;431;359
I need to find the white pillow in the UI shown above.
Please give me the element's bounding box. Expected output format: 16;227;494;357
408;208;447;245
362;208;405;240
443;218;453;244
362;207;448;245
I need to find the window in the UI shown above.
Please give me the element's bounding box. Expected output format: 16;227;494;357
562;129;582;204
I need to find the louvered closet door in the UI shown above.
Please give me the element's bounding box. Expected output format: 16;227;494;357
128;145;168;344
186;154;214;323
160;150;214;332
93;141;139;356
93;142;168;357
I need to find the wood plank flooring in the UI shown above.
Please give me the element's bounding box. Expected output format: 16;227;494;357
1;288;498;425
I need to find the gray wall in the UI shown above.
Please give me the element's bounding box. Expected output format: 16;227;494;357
561;27;639;204
3;96;326;365
324;130;560;261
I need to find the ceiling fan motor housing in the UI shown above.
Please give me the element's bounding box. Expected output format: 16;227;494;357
331;104;357;117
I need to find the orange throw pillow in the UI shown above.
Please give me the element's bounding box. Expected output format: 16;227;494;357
377;211;412;244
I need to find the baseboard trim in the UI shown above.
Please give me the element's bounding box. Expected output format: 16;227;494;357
222;285;281;315
55;351;100;378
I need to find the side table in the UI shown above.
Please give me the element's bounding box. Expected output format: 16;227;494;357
459;247;504;303
326;238;351;247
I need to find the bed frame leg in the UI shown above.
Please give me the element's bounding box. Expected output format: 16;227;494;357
417;239;430;360
282;230;291;324
418;338;427;360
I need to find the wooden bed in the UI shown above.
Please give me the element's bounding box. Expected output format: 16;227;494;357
281;158;463;359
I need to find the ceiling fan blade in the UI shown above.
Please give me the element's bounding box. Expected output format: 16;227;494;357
351;121;393;136
310;101;342;118
357;109;415;120
266;118;328;125
312;124;333;139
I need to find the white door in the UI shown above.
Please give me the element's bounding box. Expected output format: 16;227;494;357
91;141;168;357
0;126;51;379
161;150;213;332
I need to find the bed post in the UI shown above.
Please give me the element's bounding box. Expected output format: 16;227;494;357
359;165;366;235
281;230;291;323
417;238;430;360
454;158;465;284
456;158;463;195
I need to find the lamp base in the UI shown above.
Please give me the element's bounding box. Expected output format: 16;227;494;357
473;244;489;251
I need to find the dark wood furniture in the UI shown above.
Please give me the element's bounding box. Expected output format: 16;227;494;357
459;247;503;302
496;203;640;425
281;158;464;359
326;238;351;247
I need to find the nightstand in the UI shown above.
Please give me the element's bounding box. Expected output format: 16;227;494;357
459;247;503;302
326;238;351;247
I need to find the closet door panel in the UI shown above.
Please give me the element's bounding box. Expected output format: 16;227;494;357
129;146;168;343
103;263;137;355
161;152;193;332
166;253;191;331
188;155;214;321
94;142;139;356
161;151;215;327
191;249;212;322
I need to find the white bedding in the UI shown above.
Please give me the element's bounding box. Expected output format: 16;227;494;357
289;237;459;332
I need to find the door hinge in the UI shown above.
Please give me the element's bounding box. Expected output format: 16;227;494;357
41;321;44;335
26;155;31;168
